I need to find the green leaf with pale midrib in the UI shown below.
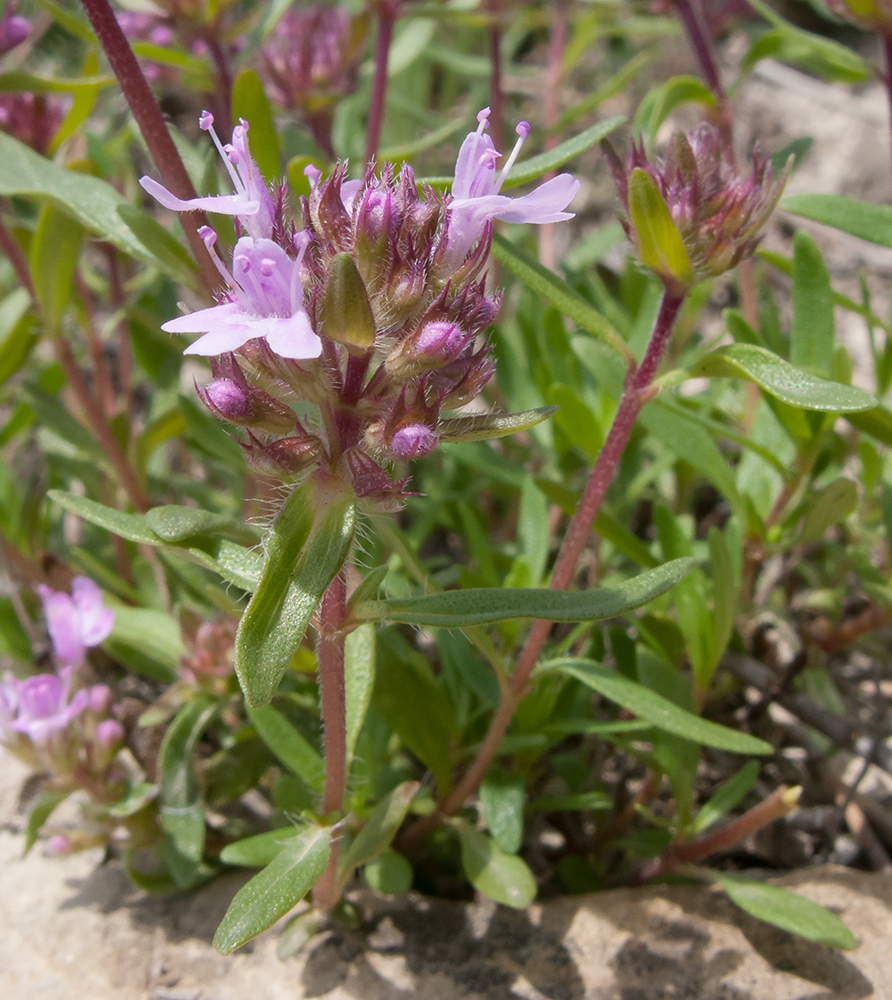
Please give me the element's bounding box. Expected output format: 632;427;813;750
540;658;772;755
500;116;625;189
0;132;191;275
438;406;558;443
716;877;857;950
353;559;694;627
783;193;892;250
213;826;330;954
692;343;874;412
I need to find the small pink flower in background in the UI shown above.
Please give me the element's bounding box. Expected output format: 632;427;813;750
4;667;89;744
0;2;29;56
38;576;115;668
445;108;580;267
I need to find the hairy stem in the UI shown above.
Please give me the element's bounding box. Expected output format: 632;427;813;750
77;0;220;293
365;1;399;164
313;570;349;910
403;290;686;846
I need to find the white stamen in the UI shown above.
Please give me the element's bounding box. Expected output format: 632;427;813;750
198;226;235;286
494;120;530;194
476;107;491;134
206;126;245;194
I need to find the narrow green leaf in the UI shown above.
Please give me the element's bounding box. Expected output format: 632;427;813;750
105;605;186;683
635;75;715;141
247;705;324;793
491;233;631;361
480;775;525;855
354;559;694;628
716;876;857;950
158;696;217;888
231;70;280;181
213;825;330;954
219;826;303;867
798;478;857;544
48;490;158;542
693;760;760;835
627;168;692;289
345;624;376;765
528;791;612;812
373;634;456;794
24;790;70;855
0;70;114;93
500;116;624;189
0;290;38;389
363;849;413;896
784;193;892;250
541;658;772;755
691;344;874;412
337;782;419;884
437;406;558;444
846;405;892;446
145;504;238;542
235;477;356;707
117;206;198;283
0;133;184;271
791;232;834;378
457;823;537;910
29;203;83;332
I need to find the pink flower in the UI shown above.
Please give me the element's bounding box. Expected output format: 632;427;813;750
444;108;580;266
38;577;114;668
162;229;322;359
139;112;275;241
5;667;89;744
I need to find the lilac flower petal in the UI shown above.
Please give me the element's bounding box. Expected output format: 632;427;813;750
261;314;323;360
452;129;498;201
71;577;114;647
183;324;258;356
231;238;294;317
38;588;85;668
139;176;261;217
491;174;580;224
162;302;243;335
341;180;362;213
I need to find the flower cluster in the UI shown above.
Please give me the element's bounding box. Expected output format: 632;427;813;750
140;108;578;505
258;5;367;157
606;125;789;291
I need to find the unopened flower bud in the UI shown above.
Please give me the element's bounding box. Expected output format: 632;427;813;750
390;423;438;460
238;430;324;479
89;685;112;715
200;379;296;435
386;321;465;378
95;718;124;750
46;835;74;856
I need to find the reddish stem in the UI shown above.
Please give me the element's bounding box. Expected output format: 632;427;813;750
313;570;349;910
403;290;686;846
0;211;35;299
365;1;399;164
75;272;117;419
77;0;220;294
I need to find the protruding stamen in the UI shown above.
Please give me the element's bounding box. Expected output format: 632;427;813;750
303;164;322;190
494;120;529;194
290;232;312;313
199;110;214;131
476;107;491;133
205;124;245;194
198;226;235;285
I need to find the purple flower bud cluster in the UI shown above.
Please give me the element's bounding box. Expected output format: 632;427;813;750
606;124;790;285
259;5;367;157
140;108;578;506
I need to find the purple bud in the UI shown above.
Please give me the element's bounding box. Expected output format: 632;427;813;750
390;423;438;460
89;685;112;714
205;379;255;422
95;719;124;750
0;14;29;56
416;321;463;358
46;835;73;856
